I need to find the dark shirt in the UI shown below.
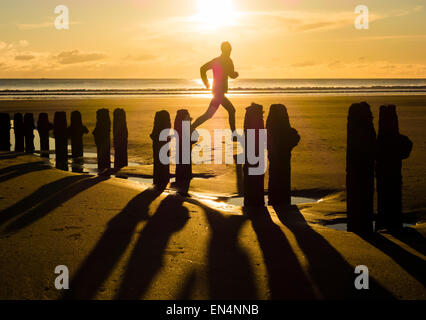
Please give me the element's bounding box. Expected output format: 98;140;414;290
201;55;236;95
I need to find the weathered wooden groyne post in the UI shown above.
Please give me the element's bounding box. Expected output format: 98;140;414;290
23;113;35;153
376;105;412;232
0;113;11;151
243;103;266;207
93;109;111;172
346;102;376;234
266;104;300;206
13;113;25;152
69;111;88;158
54;112;68;170
174;109;193;195
113;108;128;169
151;110;171;191
37;113;53;157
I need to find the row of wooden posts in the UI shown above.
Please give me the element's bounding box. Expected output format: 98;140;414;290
347;102;412;234
0;108;128;171
152;102;412;234
0;102;412;234
150;103;300;207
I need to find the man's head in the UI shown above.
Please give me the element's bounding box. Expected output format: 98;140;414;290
221;41;232;57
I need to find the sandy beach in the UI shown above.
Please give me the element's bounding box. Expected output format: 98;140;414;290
0;153;424;299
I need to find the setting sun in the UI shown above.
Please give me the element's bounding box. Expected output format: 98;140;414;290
195;0;237;30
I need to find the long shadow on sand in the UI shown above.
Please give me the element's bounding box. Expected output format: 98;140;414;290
274;205;395;299
0;175;88;227
63;187;161;299
244;206;315;299
360;231;426;286
3;175;108;234
0;161;50;183
115;195;189;299
185;198;258;300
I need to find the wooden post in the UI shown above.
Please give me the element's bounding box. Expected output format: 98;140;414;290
24;113;35;153
113;108;128;169
266;104;300;207
174;109;193;195
151;110;171;191
37;113;53;157
54;112;68;170
93;109;111;172
243;103;265;207
13;113;24;152
346;102;375;234
376;105;412;232
0;113;11;151
69;111;88;158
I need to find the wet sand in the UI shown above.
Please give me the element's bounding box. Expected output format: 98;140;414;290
0;153;424;299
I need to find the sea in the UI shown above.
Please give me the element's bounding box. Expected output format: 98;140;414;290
1;78;426;99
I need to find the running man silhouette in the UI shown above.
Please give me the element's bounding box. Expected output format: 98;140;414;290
192;41;239;132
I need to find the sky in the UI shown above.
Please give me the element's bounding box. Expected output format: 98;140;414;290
0;0;425;78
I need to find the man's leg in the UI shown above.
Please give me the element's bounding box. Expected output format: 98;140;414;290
192;96;221;130
221;96;236;132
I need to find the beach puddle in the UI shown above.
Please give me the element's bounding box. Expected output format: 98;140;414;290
227;195;318;207
323;221;416;231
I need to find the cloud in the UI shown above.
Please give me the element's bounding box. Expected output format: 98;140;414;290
17;20;83;30
56;50;107;64
15;54;35;61
17;22;53;30
290;61;319;67
125;53;156;61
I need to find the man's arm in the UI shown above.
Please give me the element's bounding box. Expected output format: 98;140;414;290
228;59;239;79
200;60;213;89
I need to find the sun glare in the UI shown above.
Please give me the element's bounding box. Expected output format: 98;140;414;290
195;0;237;30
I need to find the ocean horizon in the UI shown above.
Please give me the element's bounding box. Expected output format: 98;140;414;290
1;78;426;99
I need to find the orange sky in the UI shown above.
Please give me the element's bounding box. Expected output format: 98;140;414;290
0;0;425;78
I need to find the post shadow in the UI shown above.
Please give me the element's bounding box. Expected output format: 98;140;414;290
63;187;161;299
243;103;265;207
68;111;88;159
0;113;11;151
93;109;111;172
23;113;35;154
113;108;128;169
274;205;394;299
116;195;190;299
346;102;376;234
174;197;258;300
266;104;300;206
37;113;53;157
359;232;425;287
3;175;108;234
376;105;413;232
175;269;197;300
174;109;193;196
13;113;24;152
235;159;243;196
0;161;49;184
0;175;88;228
244;206;315;299
54;112;68;171
151;110;171;191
